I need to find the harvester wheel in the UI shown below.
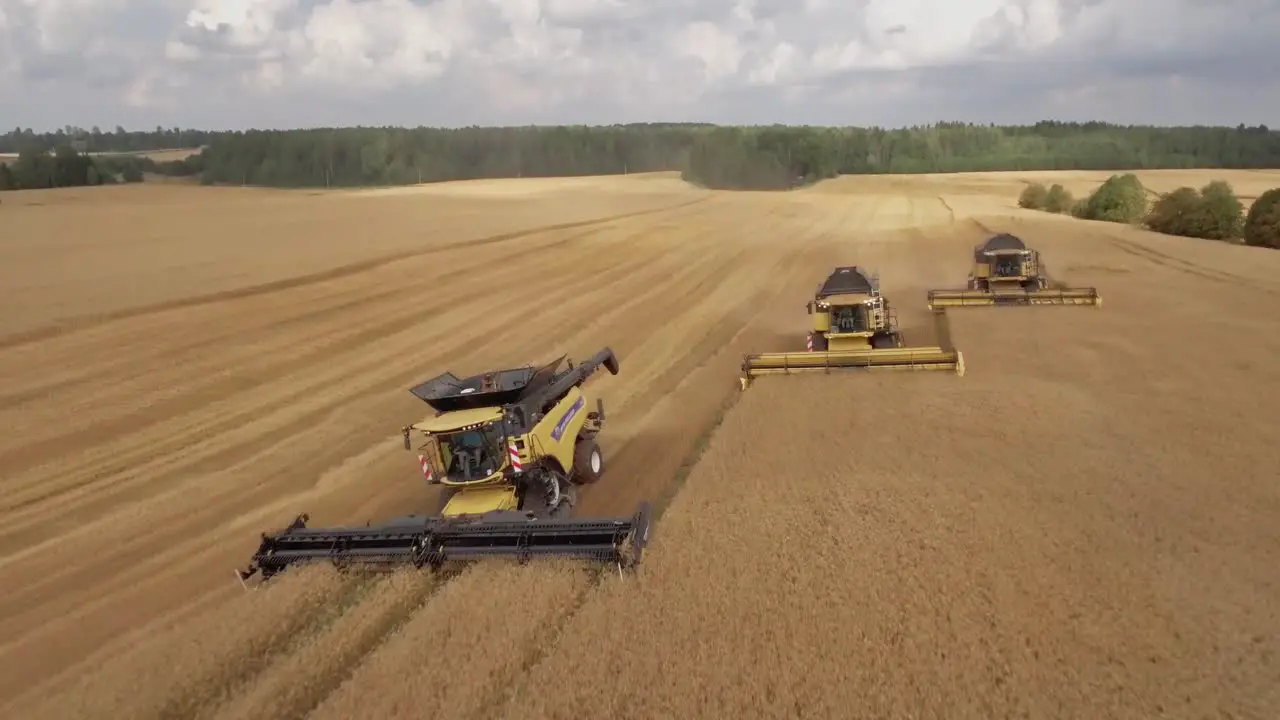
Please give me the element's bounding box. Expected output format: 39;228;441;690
572;438;605;484
521;471;575;519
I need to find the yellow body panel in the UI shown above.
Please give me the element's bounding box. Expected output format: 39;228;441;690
442;485;519;516
741;347;964;389
826;334;874;351
412;407;503;433
928;288;1101;309
438;469;506;487
525;386;591;473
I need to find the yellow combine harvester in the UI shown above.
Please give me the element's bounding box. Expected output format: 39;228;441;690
927;232;1101;309
237;348;652;584
741;266;964;390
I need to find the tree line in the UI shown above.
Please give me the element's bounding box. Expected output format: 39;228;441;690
0;126;215;155
1018;175;1279;249
2;121;1279;193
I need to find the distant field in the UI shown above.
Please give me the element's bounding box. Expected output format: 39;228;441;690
1;169;1278;719
818;168;1280;207
0;147;203;164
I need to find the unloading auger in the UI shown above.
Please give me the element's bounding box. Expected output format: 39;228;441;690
740;266;964;390
237;347;653;584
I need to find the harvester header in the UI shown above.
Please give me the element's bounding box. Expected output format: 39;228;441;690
236;502;651;584
740;266;964;390
927;233;1101;309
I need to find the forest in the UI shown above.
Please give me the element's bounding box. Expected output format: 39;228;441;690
1;121;1278;193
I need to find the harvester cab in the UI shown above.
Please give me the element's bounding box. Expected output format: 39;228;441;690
740;266;964;390
927;233;1101;309
805;267;901;352
403;348;619;519
236;347;653;586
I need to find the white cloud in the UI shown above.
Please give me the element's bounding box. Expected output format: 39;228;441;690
19;0;125;52
184;0;296;48
164;39;200;61
0;0;1277;129
670;21;744;83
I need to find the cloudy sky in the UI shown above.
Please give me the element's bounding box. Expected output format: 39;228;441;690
1;0;1277;131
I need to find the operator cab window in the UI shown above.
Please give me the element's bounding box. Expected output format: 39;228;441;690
995;257;1021;276
833;305;867;332
443;426;503;480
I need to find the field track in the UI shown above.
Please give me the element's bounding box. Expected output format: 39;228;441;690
1;170;1278;719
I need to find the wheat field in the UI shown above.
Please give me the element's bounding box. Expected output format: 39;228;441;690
1;169;1278;719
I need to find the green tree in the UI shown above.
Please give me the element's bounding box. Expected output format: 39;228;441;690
12;147;53;189
1082;173;1148;223
1145;187;1203;236
1018;182;1049;209
1243;188;1280;249
1183;180;1244;241
7;121;1280;193
1044;183;1074;213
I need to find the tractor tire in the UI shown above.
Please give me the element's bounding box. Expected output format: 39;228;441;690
572;438;605;484
521;471;575;519
548;492;573;519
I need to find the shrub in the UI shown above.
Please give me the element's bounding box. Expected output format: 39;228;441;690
1070;198;1090;218
1145;186;1203;237
1143;181;1246;242
1244;187;1280;249
1044;183;1074;213
1082;173;1148;224
1185;180;1244;241
1018;182;1049;209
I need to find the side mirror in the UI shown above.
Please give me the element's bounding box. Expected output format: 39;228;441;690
402;426;411;450
805;301;813;315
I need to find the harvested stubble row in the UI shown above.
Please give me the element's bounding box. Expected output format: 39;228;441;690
490;365;1280;719
307;559;595;720
3;172;1279;720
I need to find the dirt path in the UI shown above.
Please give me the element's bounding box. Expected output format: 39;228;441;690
2;171;1278;719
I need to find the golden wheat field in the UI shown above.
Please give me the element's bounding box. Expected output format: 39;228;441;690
1;168;1279;719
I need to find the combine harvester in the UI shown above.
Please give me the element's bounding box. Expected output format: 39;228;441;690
237;347;651;585
927;233;1101;309
741;266;965;390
